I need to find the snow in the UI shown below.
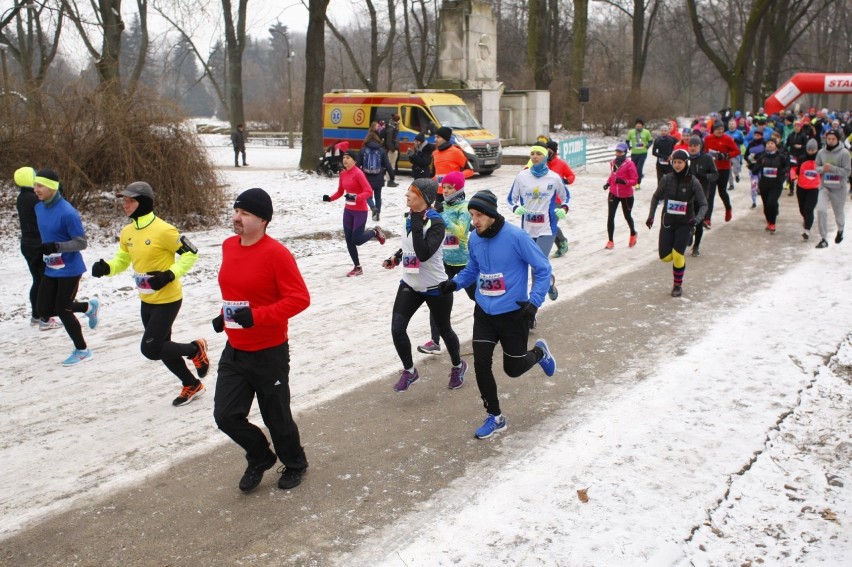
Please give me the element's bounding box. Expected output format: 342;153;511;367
1;135;850;565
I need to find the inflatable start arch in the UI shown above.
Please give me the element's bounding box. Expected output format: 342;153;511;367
764;73;852;115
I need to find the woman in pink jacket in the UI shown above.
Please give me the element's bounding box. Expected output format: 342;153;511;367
604;142;640;249
323;150;386;276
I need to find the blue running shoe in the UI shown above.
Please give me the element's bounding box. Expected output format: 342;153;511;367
86;298;100;329
535;338;556;377
393;369;419;392
62;348;93;367
448;360;467;389
548;274;558;301
474;414;507;439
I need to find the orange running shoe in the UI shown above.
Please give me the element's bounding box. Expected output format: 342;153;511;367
605;240;615;250
173;382;205;407
190;338;209;378
628;234;637;248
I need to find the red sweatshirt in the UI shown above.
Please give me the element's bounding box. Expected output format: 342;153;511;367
218;234;310;351
703;133;741;171
330;166;373;212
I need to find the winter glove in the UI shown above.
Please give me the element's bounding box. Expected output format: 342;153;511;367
513;205;527;216
645;217;654;230
212;314;225;333
715;152;729;160
232;307;254;328
692;217;703;227
91;259;110;278
615;178;627;185
382;255;400;269
438;280;458;295
434;200;444;213
554;208;567;220
516;301;538;325
147;270;175;291
39;242;59;254
603;182;610;191
322;194;331;202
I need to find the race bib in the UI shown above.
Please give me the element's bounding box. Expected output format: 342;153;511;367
43;253;65;270
803;170;819;181
824;173;841;186
525;211;546;224
658;158;669;165
223;300;250;329
636;141;644;148
442;234;460;250
133;272;155;294
402;252;420;274
666;200;688;215
479;272;506;296
763;167;778;178
344;192;357;202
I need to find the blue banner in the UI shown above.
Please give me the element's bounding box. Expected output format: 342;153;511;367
559;137;586;168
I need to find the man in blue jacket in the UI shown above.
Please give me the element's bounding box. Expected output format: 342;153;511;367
439;189;558;439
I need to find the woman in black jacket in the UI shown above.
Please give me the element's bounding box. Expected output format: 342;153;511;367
646;149;708;297
753;138;789;233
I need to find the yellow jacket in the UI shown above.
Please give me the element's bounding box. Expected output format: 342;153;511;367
106;212;198;304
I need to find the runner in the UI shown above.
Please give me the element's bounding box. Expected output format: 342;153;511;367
687;135;719;257
603;142;639;250
703;122;740;227
32;168;100;366
90;181;209;406
652;123;677;183
814;130;851;248
626;118;653;190
796;139;821;241
437;189;557;439
431;126;474;210
322;150;386;276
544;139;576;258
753;139;789;234
507;143;569;306
725;119;745;190
645;150;708;297
416;172;475;356
212;188;311;492
381;178;467;392
744;129;767;209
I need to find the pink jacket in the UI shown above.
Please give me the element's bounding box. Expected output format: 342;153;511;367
330;166;373;211
607;158;639;198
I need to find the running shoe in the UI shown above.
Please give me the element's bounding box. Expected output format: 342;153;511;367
374;226;386;245
190;338;210;378
816;239;829;249
393;369;419;392
691;247;700;257
628;234;637;248
554;239;569;258
474;414;507;439
387;180;399;187
417;340;442;354
448;360;468;390
346;266;364;277
30;317;39;327
768;224;776;234
751;203;757;209
173;382;205;407
278;465;307;489
703;219;712;229
671;285;683;298
39;317;62;331
836;230;844;244
535;339;556;377
239;452;277;492
725;208;732;222
605;240;614;250
85;298;100;329
371;209;380;222
62;348;93;367
548;274;558;301
802;232;809;241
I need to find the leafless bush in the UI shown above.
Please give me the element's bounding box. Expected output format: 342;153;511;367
0;84;225;229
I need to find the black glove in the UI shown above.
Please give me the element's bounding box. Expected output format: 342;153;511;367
91;259;110;278
434;201;444;213
692;217;703;227
322;194;331;202
382;255;400;269
39;242;59;254
603;182;610;191
516;301;538;325
646;217;654;229
438;280;457;295
212;314;224;333
232;307;254;328
147;270;175;291
615;178;627;185
716;152;729;160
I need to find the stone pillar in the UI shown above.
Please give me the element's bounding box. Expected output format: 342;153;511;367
435;0;498;89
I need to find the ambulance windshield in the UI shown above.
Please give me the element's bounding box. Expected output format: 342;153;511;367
431;105;481;130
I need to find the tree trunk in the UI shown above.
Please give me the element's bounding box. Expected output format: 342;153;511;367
527;0;552;89
566;0;588;130
222;0;247;128
300;0;331;171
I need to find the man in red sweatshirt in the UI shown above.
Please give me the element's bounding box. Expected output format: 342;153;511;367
702;122;741;227
212;188;312;493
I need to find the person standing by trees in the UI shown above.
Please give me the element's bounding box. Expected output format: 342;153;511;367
90;182;209;407
323;150;386;276
702;122;740;227
358;127;395;222
13;166;61;331
383;113;400;186
645;150;708;298
231;124;248;167
33;169;100;366
626;119;653;190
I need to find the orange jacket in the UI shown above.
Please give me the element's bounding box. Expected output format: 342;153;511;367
432;144;473;193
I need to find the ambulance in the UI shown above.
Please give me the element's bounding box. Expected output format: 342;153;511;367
322;90;502;175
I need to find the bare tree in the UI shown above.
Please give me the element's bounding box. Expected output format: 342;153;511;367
325;0;396;91
566;0;588;129
220;0;247;127
299;0;330;170
401;0;437;88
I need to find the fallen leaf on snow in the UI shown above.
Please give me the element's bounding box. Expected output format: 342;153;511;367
577;488;589;503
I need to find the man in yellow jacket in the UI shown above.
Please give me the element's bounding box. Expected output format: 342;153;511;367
91;181;209;406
